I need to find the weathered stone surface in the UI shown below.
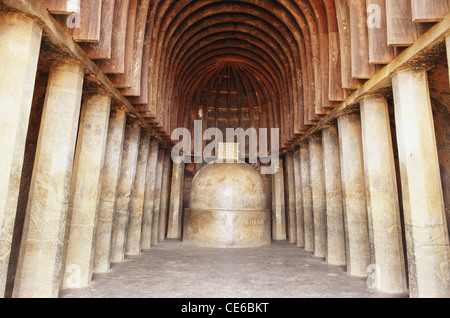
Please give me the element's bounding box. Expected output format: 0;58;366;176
167;162;185;239
184;162;271;248
151;148;165;246
93;109;127;273
141;140;159;250
0;13;42;297
13;62;84;298
337;113;370;277
293;149;305;248
110;120;141;263
309;135;327;258
285;152;297;244
392;70;450;298
62;94;111;289
360;96;408;293
322;125;346;266
126;133;150;256
300;143;314;252
158;151;172;242
272;160;287;241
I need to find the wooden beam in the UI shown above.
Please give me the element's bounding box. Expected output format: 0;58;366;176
72;0;101;42
349;0;377;79
43;0;80;14
386;0;417;46
109;0;138;88
80;0;115;59
96;0;130;74
0;0;168;147
411;0;449;22
298;13;450;142
367;0;396;64
334;0;362;89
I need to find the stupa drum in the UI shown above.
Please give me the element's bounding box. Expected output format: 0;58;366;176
183;161;271;248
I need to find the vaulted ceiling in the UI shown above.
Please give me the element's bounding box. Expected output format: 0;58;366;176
131;0;342;149
41;0;448;149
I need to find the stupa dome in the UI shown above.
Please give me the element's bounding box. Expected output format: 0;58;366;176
189;161;267;211
183;161;271;248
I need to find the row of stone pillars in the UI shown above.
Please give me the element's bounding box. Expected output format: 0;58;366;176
273;71;450;298
0;13;185;298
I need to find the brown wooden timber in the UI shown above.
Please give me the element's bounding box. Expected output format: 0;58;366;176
0;0;168;147
298;13;450;144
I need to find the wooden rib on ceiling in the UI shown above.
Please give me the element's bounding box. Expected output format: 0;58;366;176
41;0;449;149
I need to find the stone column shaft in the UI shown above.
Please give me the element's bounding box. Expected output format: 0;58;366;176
300;143;314;252
285;152;297;244
13;62;84;298
93;109;127;273
360;96;408;293
309;136;327;258
141;141;159;250
110;120;141;263
322;125;346;266
158;151;172;242
151;149;165;246
392;70;450;298
126;133;151;255
338;113;371;277
0;13;42;297
167;161;185;239
62;94;111;289
293;149;305;248
272;160;287;241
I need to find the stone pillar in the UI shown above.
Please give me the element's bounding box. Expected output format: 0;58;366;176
125;133;150;256
300;143;314;252
293;149;304;248
110;120;141;263
309;135;327;258
392;70;450;298
151;148;165;246
322;125;346;266
158;151;172;242
167;162;185;239
141;141;159;250
272;159;287;241
13;62;84;298
0;13;42;297
337;113;370;277
285;152;297;244
93;109;127;273
360;96;408;293
62;94;111;289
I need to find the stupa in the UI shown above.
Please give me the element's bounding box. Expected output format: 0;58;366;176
183;143;271;248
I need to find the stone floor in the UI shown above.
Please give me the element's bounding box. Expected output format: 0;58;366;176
59;240;408;298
